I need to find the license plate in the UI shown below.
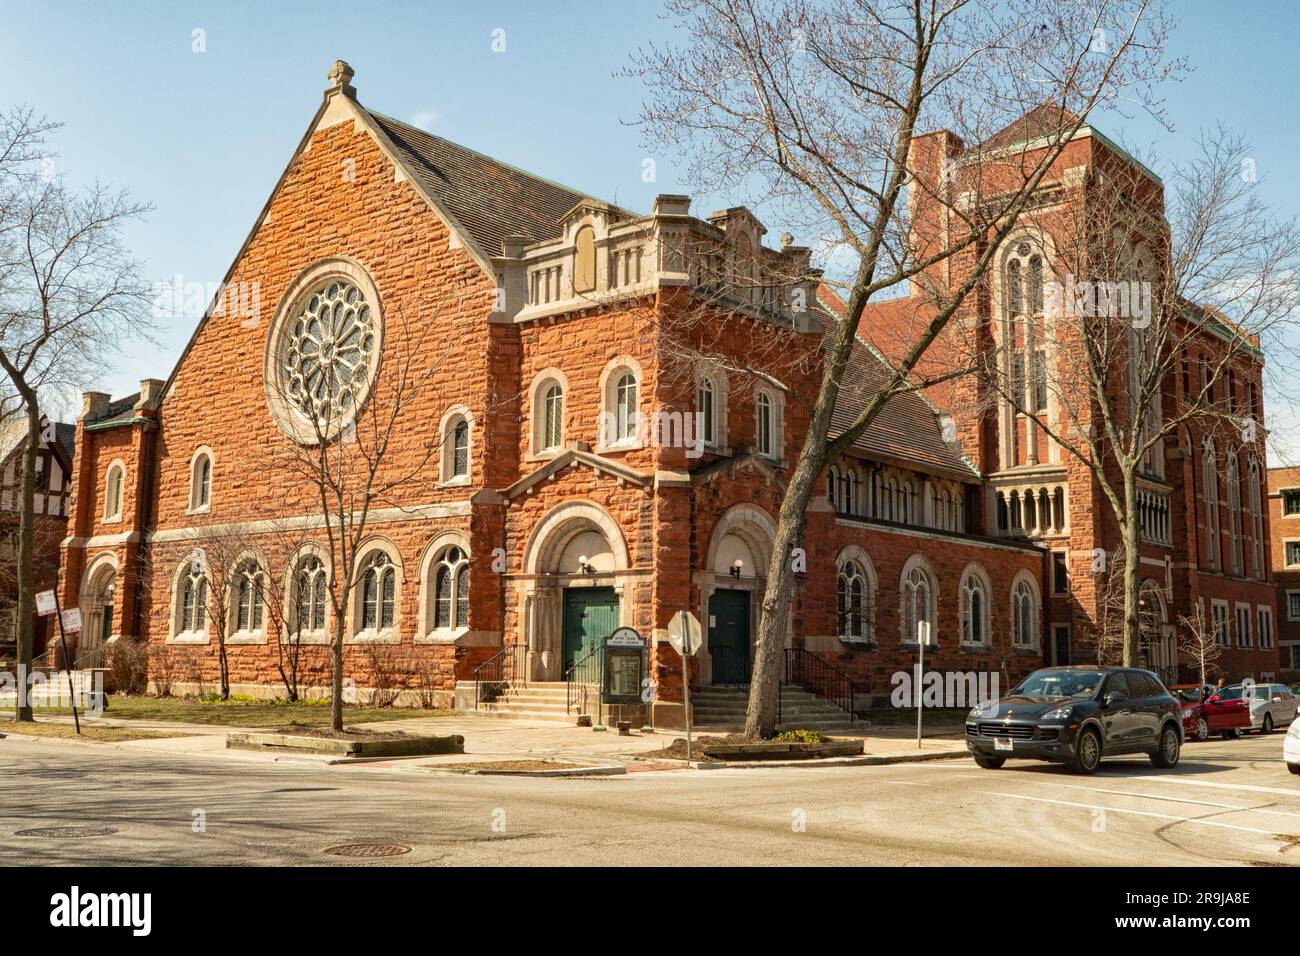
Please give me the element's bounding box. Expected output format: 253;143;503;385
994;737;1014;752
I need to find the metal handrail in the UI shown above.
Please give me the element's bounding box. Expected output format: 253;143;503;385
564;645;603;715
783;647;860;722
474;642;521;709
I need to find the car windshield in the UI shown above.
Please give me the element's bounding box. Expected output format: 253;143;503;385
1172;687;1203;703
1012;669;1103;699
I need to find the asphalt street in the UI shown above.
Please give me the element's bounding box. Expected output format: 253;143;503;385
1;731;1298;866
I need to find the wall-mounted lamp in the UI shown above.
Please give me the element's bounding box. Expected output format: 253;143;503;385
729;559;744;579
577;554;594;575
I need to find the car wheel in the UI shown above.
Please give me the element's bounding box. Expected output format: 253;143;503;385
973;755;1005;769
1070;727;1102;774
1263;714;1275;735
1194;717;1209;742
1150;724;1181;769
1289;763;1300;776
1221;728;1240;740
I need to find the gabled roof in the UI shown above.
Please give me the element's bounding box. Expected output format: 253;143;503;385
504;448;651;499
814;288;977;480
368;111;619;259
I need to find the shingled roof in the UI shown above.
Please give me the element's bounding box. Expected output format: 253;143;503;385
814;291;976;480
368;111;617;259
980;103;1085;151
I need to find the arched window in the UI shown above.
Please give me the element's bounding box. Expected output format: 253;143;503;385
1012;577;1039;648
1248;456;1264;578
901;564;934;645
538;381;564;452
190;452;212;511
614;372;638;443
358;551;396;632
294;555;328;635
442;412;471;481
843;469;857;515
573;224;596;294
1004;242;1048;413
1225;449;1243;575
431;546;470;630
176;561;208;637
960;568;988;645
837;559;872;643
1202;439;1219;570
827;466;841;510
233;559;265;634
104;463;125;520
697;376;716;447
755;391;774;457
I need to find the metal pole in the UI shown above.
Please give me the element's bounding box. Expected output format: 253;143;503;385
680;611;693;762
916;620;925;748
50;588;80;735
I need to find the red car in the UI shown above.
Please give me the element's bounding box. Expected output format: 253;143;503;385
1170;684;1251;741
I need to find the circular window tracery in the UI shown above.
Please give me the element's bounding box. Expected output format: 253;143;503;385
266;261;383;443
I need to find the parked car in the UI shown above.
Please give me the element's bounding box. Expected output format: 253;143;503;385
1170;684;1251;741
1217;683;1298;734
1285;716;1300;776
966;666;1183;774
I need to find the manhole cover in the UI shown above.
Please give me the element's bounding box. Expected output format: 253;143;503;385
16;826;118;838
324;843;412;858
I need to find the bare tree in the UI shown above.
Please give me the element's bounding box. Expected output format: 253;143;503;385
1177;607;1221;693
629;0;1175;736
962;127;1300;665
0;110;152;719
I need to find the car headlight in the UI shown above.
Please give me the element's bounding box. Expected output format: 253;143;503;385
1042;705;1073;721
1182;707;1196;719
968;704;991;719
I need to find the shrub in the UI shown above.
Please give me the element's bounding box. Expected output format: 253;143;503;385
772;728;829;744
106;638;149;695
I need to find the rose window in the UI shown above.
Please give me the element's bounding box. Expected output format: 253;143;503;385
281;279;377;427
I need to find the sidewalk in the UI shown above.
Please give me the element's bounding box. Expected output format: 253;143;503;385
3;711;971;771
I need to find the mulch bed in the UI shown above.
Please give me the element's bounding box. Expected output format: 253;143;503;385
270;726;413;742
443;760;585;773
640;735;744;762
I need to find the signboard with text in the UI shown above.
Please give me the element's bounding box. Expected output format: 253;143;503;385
604;628;645;705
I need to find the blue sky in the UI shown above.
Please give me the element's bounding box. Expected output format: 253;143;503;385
3;0;1299;441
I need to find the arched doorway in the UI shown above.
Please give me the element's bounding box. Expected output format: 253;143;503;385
518;501;632;681
1138;579;1173;682
79;555;117;667
699;504;777;685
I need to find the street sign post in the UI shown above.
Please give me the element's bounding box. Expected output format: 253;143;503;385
668;611;702;760
36;588;80;734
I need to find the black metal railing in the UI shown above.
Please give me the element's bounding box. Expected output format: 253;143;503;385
783;647;860;722
474;642;523;710
565;645;603;716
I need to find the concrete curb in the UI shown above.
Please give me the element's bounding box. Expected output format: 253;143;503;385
419;763;628;778
681;749;971;770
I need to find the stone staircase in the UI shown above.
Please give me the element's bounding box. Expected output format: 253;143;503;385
454;681;578;721
690;685;862;734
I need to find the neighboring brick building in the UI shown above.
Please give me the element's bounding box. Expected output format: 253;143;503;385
1267;466;1300;679
56;62;1281;724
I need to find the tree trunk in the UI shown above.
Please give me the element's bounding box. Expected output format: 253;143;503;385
14;397;40;721
331;623;344;732
1121;472;1141;667
744;428;829;738
217;636;230;700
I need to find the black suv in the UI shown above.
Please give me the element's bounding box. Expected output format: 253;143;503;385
966;666;1183;774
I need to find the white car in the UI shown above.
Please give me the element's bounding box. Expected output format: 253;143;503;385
1286;714;1300;776
1219;683;1298;734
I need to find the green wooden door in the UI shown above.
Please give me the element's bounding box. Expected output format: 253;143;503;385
562;588;619;671
709;589;750;685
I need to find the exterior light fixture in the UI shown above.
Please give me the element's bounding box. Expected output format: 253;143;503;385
730;559;743;579
578;555;594;575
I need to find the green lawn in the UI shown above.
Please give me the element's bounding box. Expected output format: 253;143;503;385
33;695;454;728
